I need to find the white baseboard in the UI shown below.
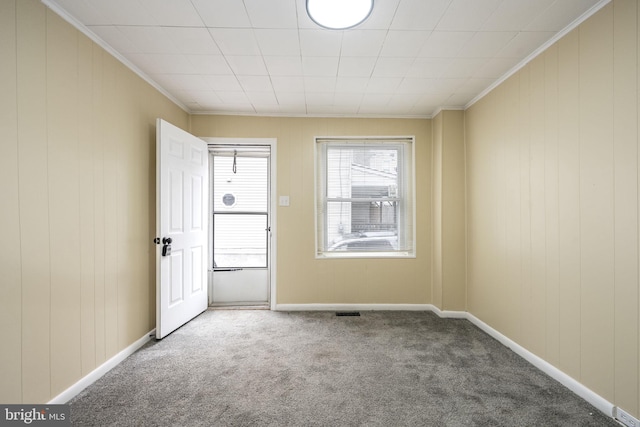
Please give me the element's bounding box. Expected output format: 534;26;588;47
274;303;616;421
47;308;620;423
465;314;615;418
274;303;433;312
48;329;155;404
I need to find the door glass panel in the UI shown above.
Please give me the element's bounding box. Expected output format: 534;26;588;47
212;153;269;270
214;214;267;268
213;156;267;212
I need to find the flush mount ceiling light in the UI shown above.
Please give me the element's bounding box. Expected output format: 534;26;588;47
306;0;374;30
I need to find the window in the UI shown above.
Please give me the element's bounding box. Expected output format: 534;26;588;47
315;137;415;258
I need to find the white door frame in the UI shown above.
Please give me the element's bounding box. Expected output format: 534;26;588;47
202;137;277;310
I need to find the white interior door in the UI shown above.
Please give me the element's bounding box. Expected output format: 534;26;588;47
156;119;208;339
210;146;270;305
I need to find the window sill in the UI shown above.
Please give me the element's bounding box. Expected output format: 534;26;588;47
316;251;415;259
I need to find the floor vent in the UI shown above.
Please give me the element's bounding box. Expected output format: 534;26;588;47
336;311;361;317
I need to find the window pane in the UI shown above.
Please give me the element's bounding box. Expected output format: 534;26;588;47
316;138;414;257
326;146;398;199
214;214;267;268
213;156;267;212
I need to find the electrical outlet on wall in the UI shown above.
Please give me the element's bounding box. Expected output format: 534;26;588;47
616;407;639;427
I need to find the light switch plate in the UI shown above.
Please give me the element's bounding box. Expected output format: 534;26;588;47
279;196;290;206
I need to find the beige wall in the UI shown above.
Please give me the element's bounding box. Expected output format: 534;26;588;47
191;116;432;305
465;0;639;417
3;0;636;417
432;110;466;311
0;0;189;404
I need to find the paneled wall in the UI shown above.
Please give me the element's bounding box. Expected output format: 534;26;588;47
431;110;466;311
465;0;639;417
0;0;189;403
191;116;432;305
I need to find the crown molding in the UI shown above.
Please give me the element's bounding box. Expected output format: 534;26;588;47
465;0;612;111
41;0;190;114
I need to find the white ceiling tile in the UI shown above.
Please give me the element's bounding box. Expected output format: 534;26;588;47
88;26;137;54
264;56;304;76
336;77;370;93
340;30;387;57
254;29;301;56
299;30;343;56
391;0;451;30
473;57;520;79
92;0;156;25
380;31;430;57
407;58;454;79
304;77;336;92
209;29;261;56
338;57;377;77
295;0;319;29
151;74;209;92
358;0;401;30
307;104;338;114
388;92;422;107
138;0;203;26
177;90;223;105
118;26;179;54
305;92;334;104
202;75;243;91
372;58;414;78
443;58;489;79
396;78;439;94
458;78;494;93
275;91;306;104
215;91;252;105
254;105;289;114
366;77;403;93
162;28;220;55
244;0;298;28
271;76;305;92
457;31;518;58
525;0;601;31
445;91;477;106
225;56;268;76
482;0;555;31
186;55;233;75
302;57;340;77
238;76;273;92
333;104;362;115
246;91;279;105
436;0;502;31
415;92;451;108
128;54;194;74
51;0;604;116
433;78;467;93
362;92;393;105
497;31;555;58
358;102;388;114
333;92;364;106
191;0;251;27
419;31;474;58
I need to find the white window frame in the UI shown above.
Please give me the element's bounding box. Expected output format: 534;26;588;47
314;136;416;259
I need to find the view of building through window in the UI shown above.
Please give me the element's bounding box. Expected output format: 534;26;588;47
326;146;400;251
316;137;414;257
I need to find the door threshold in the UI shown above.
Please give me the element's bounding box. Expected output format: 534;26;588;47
208;304;270;310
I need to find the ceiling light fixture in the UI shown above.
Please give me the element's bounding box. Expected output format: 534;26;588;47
306;0;374;30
